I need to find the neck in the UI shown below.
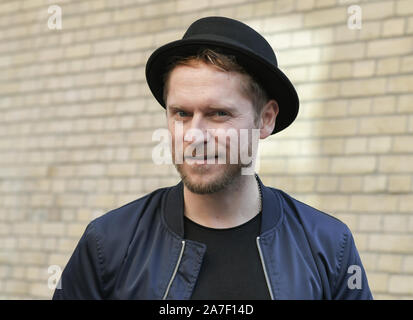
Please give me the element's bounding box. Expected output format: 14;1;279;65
183;173;261;229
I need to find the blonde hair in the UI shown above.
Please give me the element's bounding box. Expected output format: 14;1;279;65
162;48;269;124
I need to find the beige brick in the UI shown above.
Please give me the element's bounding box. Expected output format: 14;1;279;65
389;275;413;294
303;7;345;27
359;215;382;232
368;234;413;253
403;255;413;272
353;60;375;78
13;223;39;236
308;64;330;81
377;254;403;273
85;194;116;208
56;193;84;207
312;27;334;45
396;0;413;15
363;175;387;193
350;195;398;213
4;280;28;295
367;136;392;153
379;156;413;173
286;157;330;174
377;57;400;75
331;62;352;79
360;116;407;134
399;195;413;212
262;14;302;32
176;0;209;13
320;138;344;155
76;164;106;177
334;213;358;231
367;38;413;58
359;21;381;40
331;156;376;174
40;223;65;236
353;232;368;251
107;163;137;176
29;282;52;299
393;135;413;152
339;176;363;192
321;43;365;62
372;96;397;114
363;1;394;20
259;159;288;174
66;223;88;238
382;18;405;37
30;194;54;207
104;69;134;84
20;252;47;265
340;78;387;97
344;137;368;154
383;215;410;233
316;176;339;192
389;75;413;93
64;44;91;59
314;119;358;137
348;97;371;115
294;176;316;192
311;195;349;212
358;252;377;272
296;82;339;100
278;47;320;67
296;0;315;11
398;94;413;113
368;272;389;293
388;175;411;193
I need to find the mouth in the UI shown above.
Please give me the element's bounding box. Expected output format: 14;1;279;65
185;155;219;163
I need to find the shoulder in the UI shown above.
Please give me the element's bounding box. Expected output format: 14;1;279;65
273;188;352;242
90;185;170;235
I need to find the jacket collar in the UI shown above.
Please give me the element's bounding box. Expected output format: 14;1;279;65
162;173;283;238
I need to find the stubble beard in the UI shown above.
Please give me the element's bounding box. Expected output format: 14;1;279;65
173;155;253;195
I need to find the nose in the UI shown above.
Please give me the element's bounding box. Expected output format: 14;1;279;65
185;114;214;156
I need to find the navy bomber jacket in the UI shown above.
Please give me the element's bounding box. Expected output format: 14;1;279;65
53;175;373;300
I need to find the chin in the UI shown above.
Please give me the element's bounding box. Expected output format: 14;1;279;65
175;163;241;194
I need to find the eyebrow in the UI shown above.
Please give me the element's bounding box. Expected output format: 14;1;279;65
167;104;238;113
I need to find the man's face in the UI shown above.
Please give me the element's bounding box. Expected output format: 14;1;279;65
165;61;259;194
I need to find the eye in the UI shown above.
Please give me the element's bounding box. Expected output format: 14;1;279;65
215;111;229;117
177;111;189;117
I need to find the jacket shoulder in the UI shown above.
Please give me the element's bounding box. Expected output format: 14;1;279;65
90;185;170;235
275;188;351;236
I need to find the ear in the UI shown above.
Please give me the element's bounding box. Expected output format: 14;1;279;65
259;99;279;139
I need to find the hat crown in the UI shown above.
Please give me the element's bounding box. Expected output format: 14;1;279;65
182;16;277;67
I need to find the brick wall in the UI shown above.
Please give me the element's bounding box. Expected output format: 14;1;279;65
0;0;412;299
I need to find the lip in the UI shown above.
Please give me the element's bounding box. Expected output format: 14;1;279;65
185;155;219;164
185;155;218;160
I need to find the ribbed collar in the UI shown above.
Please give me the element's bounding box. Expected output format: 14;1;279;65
162;174;283;238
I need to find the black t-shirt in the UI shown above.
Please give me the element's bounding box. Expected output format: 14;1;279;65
183;212;271;300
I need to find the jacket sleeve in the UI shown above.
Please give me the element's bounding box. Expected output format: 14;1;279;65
332;227;373;300
52;221;105;300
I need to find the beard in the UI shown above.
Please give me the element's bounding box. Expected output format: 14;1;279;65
174;158;253;195
171;125;258;195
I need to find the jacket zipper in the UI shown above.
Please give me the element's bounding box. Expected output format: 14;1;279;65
256;236;275;300
162;240;186;300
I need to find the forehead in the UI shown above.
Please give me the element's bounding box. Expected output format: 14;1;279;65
166;61;252;109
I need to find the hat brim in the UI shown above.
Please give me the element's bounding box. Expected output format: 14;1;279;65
145;37;299;135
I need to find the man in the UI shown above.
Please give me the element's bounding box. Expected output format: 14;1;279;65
53;16;373;300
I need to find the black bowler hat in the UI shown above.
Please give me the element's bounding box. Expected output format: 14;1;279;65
145;16;299;135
